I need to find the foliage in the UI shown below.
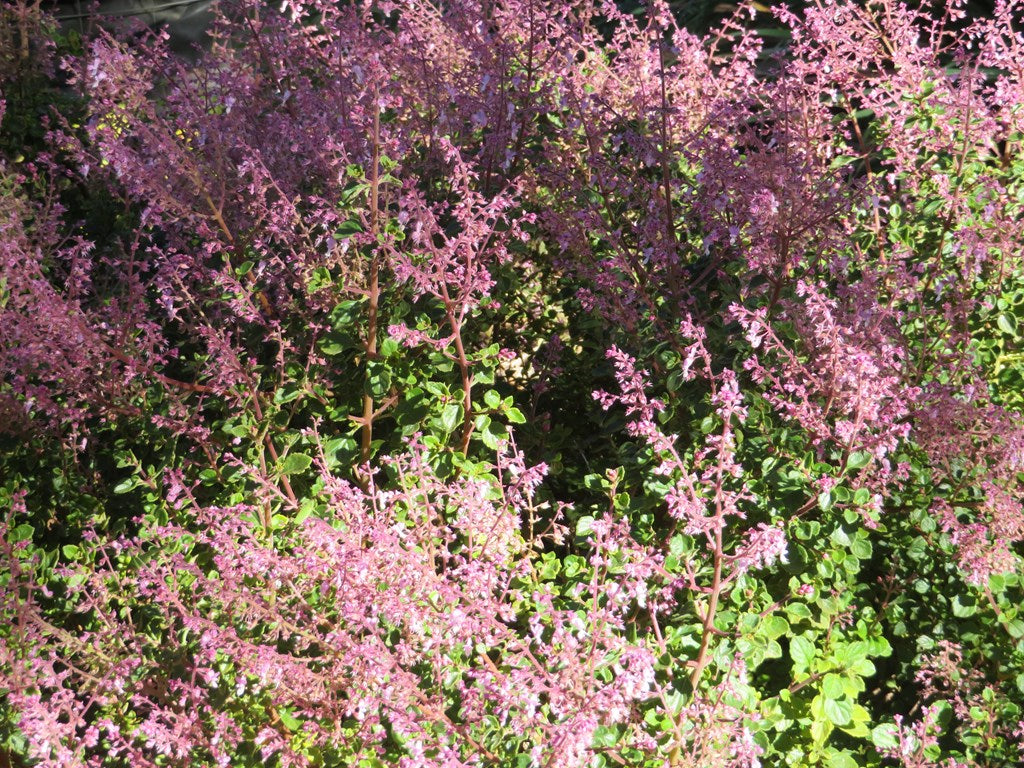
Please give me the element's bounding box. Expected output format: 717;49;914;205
2;0;1024;766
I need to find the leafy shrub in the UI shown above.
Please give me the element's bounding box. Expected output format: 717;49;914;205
2;0;1024;766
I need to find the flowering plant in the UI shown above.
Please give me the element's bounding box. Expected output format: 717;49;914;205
2;1;1024;766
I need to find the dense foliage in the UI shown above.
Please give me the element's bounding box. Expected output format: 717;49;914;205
2;0;1024;766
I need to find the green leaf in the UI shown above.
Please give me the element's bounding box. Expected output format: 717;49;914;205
274;383;302;404
823;697;853;726
481;420;507;450
867;636;892;657
810;716;833;745
538;552;560;580
318;333;349;356
787;602;812;621
278;708;302;732
668;535;690;558
827;751;858;768
846;451;872;471
906;536;928;561
997;313;1018;335
591;724;621;748
822;673;845;700
850;703;870;723
951;593;977;618
850;538;872;559
331;300;364;330
322;437;356;470
871;723;899;749
279;453;312;476
379;337;400;358
831;527;852;547
790;635;816;669
576;516;596;537
335;219;363;237
438;403;461;434
506;406;526;424
306;265;331;292
366;361;392;399
836;640;868;667
840;720;871;738
842;675;865;697
563;555;586;578
849;658;876;676
763;615;790;640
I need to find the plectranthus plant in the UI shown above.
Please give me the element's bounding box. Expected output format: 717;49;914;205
1;0;1024;766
